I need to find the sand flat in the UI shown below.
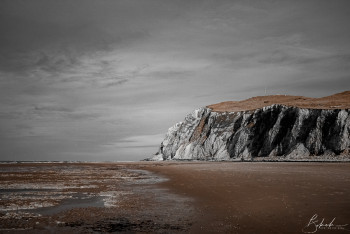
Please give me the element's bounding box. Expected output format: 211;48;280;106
1;162;350;233
147;161;350;233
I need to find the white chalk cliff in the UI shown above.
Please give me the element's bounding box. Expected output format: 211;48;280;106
151;92;350;161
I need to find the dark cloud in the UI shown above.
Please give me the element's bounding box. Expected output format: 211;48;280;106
146;70;193;80
34;105;73;113
0;0;158;74
258;50;350;67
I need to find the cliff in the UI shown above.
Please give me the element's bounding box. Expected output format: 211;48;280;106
151;91;350;161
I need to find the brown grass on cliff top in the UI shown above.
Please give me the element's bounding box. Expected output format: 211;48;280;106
208;91;350;112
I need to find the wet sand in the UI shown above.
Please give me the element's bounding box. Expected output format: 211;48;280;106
147;162;350;233
1;162;350;233
0;163;193;233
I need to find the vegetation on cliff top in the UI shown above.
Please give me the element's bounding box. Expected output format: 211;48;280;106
208;91;350;112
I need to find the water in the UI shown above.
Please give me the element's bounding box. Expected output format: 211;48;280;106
34;194;105;215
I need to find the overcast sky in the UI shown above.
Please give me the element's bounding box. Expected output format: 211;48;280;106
0;0;350;161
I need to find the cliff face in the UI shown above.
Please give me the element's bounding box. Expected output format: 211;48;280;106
153;100;350;161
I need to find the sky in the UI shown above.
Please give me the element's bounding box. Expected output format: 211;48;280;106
0;0;350;161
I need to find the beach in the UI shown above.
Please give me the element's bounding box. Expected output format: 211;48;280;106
148;162;350;233
1;162;350;233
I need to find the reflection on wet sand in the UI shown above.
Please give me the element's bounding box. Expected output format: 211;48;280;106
0;162;193;233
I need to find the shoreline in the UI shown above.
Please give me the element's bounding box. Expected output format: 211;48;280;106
145;159;350;163
2;158;350;164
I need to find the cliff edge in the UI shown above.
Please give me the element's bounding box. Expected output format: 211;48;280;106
151;91;350;161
